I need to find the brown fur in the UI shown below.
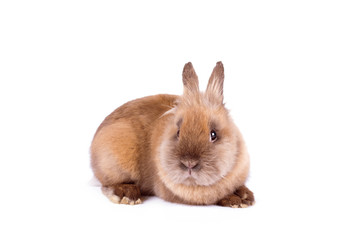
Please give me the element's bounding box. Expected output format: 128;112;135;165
90;62;254;207
217;185;255;208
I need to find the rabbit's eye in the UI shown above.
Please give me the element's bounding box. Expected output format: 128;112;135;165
210;130;217;142
177;129;180;138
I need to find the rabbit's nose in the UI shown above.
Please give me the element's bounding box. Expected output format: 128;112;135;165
180;160;200;170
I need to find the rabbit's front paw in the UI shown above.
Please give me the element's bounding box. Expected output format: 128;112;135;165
102;184;142;205
217;185;255;208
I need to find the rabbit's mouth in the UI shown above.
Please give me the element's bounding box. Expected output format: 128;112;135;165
178;160;207;185
182;176;197;186
179;165;219;186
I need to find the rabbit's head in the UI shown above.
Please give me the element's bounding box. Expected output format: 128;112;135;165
159;62;242;187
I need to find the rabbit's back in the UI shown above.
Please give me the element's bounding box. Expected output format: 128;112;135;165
91;94;178;194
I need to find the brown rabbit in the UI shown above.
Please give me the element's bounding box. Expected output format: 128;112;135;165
90;62;254;208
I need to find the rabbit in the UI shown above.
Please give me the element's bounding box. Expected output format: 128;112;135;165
90;62;254;208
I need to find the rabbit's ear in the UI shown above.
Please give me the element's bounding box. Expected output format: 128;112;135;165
182;62;199;96
206;61;224;104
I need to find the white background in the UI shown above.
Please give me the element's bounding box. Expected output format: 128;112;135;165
1;0;359;239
